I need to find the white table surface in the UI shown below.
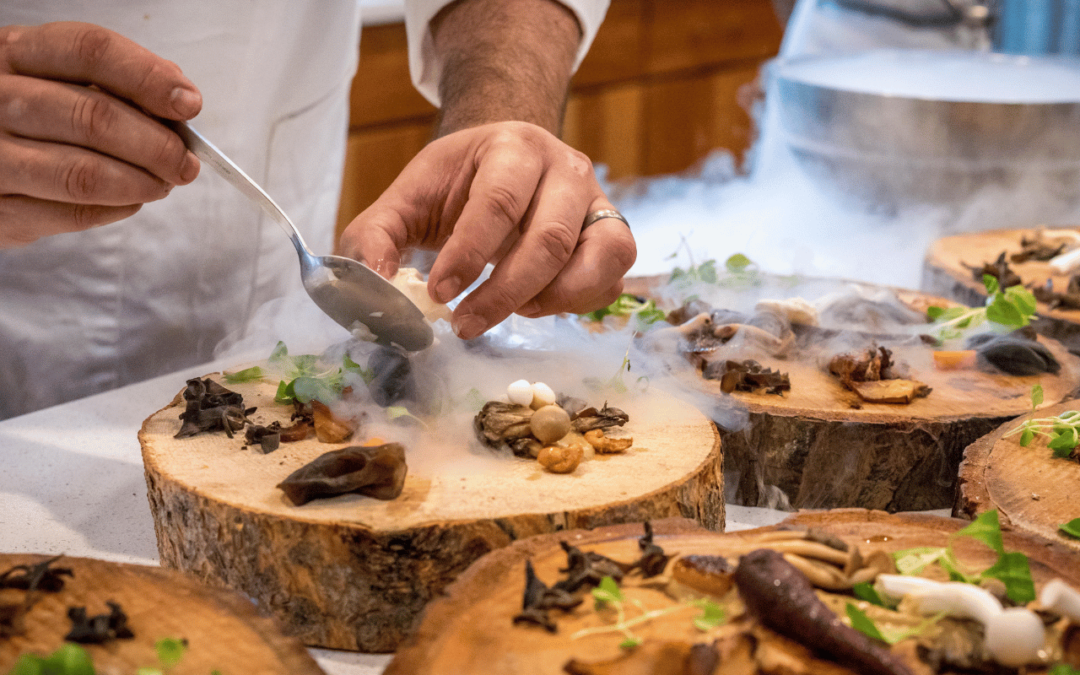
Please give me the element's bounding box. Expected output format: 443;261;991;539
0;358;798;674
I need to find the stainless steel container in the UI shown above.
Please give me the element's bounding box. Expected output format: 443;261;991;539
773;50;1080;205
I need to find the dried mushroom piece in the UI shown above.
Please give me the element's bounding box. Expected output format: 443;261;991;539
174;377;254;439
474;401;536;457
311;400;357;443
512;560;582;633
65;601;135;644
1012;233;1068;263
570;404;629;434
631;521;674;578
1033;275;1080;310
968;252;1023;289
703;359;790;395
277;443;407;506
245;421;281;454
829;347;931;405
564;640;719;675
0;555;72;592
553;540;632;594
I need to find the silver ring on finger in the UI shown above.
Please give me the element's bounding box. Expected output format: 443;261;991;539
582;209;629;231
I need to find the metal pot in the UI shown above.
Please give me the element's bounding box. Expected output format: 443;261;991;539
773;49;1080;206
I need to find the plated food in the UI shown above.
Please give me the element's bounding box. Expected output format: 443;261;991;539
139;345;723;652
609;268;1080;511
0;554;323;674
958;396;1080;554
387;510;1080;675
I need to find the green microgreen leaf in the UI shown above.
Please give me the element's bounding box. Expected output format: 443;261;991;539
274;379;296;405
386;405;429;430
154;638;187;668
986;295;1025;326
1050;664;1080;675
983;274;1000;295
223;366;264;384
852;582;887;607
269;341;288;363
954;509;1005;555
12;644;98;675
893;547;946;576
926;306;945;320
1020;428;1035;446
1032;384;1045;409
1059;518;1080;539
291;376;338;405
725;253;753;273
692;601;725;631
592;576;624;607
343;354;374;384
846;604;886;642
982;551;1036;604
618;636;643;650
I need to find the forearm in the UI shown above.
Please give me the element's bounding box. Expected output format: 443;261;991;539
429;0;582;137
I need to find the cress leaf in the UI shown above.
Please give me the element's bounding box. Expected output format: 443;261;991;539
274;379;296;405
982;551;1036;604
33;644;97;675
223;366;264;384
386;405;429;429
692;601;726;631
1059;518;1080;539
269;341;288;363
926;306;945;320
154;638;187;668
986;295;1025;327
618;636;643;650
1020;428;1035;446
983;274;1000;295
291;376;338;405
852;582;887;607
893;547;946;576
343;355;374;384
1050;665;1080;675
1032;384;1045;408
725;253;753;273
1049;428;1079;455
8;656;45;675
1006;285;1038;318
592;576;623;607
697;260;719;284
953;509;1005;555
846;604;886;642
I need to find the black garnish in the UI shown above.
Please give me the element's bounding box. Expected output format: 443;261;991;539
632;521;673;578
277;443;407;506
703;359;791;395
64;601;135;643
0;555;72;592
512;561;582;633
174;378;252;439
245;421;282;454
552;541;631;594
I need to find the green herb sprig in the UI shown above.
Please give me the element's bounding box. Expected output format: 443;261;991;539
268;342;372;406
1007;384;1080;457
892;509;1035;604
1059;517;1080;540
845;604;944;645
927;274;1037;340
582;294;666;329
570;576;724;649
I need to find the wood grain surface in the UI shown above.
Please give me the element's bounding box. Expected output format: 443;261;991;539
957;398;1080;553
140;380;722;652
386;509;1080;675
0;554;323;675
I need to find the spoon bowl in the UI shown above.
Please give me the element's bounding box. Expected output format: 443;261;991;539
171;121;433;351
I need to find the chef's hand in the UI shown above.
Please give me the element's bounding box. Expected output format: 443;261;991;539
0;22;201;249
339;121;636;340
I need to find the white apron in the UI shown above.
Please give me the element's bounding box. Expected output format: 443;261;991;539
0;1;361;419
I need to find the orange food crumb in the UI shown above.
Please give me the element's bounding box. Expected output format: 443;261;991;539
933;350;977;370
361;436;386;447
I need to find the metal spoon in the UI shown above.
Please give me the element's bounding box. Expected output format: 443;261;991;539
171;121;434;352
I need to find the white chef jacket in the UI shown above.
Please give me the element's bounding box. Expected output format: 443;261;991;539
0;0;607;420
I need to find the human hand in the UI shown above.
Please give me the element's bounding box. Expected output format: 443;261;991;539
0;22;201;249
339;121;636;340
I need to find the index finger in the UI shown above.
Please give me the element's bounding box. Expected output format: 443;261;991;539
0;22;201;120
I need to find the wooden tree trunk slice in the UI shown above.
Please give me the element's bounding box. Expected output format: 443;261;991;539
625;275;1080;511
0;554;323;674
139;380;722;652
957;398;1080;553
923;227;1080;352
386;509;1080;675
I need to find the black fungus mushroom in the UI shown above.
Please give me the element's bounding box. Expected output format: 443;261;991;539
703;359;790;395
0;555;72;592
174;378;252;439
966;328;1060;376
552;540;632;594
631;521;673;578
277;443;407;506
569;404;629;434
512;560;583;633
65;601;135;643
245;421;281;454
969;252;1023;290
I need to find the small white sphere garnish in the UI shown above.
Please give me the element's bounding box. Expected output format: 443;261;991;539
507;379;534;406
1040;578;1080;621
530;382;557;410
984;608;1045;668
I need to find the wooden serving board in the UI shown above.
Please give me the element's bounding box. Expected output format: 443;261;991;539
386;509;1080;675
923;227;1080;352
139;381;722;652
957;398;1080;553
624;275;1080;512
0;554;323;674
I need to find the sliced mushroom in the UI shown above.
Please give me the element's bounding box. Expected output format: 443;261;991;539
584;429;633;454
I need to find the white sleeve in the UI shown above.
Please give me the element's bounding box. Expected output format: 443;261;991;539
403;0;610;106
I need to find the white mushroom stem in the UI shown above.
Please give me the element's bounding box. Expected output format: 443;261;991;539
1050;247;1080;275
1040;578;1080;621
875;574;1044;668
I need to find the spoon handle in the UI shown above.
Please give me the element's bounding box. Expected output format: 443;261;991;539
169;120;311;258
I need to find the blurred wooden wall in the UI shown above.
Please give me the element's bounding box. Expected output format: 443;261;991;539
336;0;784;239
